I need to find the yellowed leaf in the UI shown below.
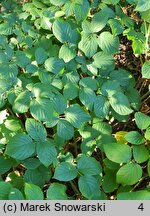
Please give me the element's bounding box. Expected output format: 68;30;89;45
115;131;128;144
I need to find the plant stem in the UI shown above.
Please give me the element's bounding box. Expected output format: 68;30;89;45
73;138;78;157
139;55;143;66
70;180;80;196
141;91;150;100
7;106;17;117
130;177;144;192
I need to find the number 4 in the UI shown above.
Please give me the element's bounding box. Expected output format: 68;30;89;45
138;203;144;211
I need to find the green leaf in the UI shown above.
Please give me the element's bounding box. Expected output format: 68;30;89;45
79;125;97;139
108;19;124;36
142;61;150;79
102;170;118;193
65;104;91;128
116;163;142;185
94;95;110;118
79;77;97;90
53;94;67;114
148;160;150;176
23;158;41;170
25;118;47;142
4;118;21;132
109;92;133;115
78;175;101;199
103;158;120;170
81;20;92;34
0;23;13;35
31;82;53;98
98;31;119;54
47;183;68;200
59;44;76;63
63;71;79;84
141;9;150;22
145;128;150;140
103;143;132;163
126;88;141;110
63;83;79;100
111;0;120;4
51;78;63;90
117;190;150;200
135;0;150;12
81;138;96;156
0;64;18;94
109;69;134;88
50;0;66;6
52;18;79;44
135;112;150;130
116;5;134;27
62;0;89;21
91;7;115;33
24;183;43;200
36;140;57;167
74;0;89;21
111;111;129;122
53;162;78;181
0;95;5;108
15;51;31;68
30;98;54;122
125;131;145;145
46;117;59;128
35;47;47;65
78;33;98;58
6;134;35;160
77;154;102;176
63;1;76;16
133;145;149;163
92;120;112;135
117;185;132;194
9;188;24;200
92;11;107;32
57;119;74;140
9;173;24;190
127;32;143;50
127;0;137;4
93;51;115;69
0;182;12;199
0;156;16;174
13;90;31;113
44;57;64;74
24;166;51;188
101;80;122;97
132;39;145;55
79;87;96;109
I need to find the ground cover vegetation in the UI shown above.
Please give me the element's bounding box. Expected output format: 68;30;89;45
0;0;150;200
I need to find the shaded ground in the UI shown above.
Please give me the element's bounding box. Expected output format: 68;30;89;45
115;35;150;115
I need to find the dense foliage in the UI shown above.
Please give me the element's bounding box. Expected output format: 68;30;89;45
0;0;150;200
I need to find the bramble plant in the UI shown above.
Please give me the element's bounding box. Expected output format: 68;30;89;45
0;0;150;200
